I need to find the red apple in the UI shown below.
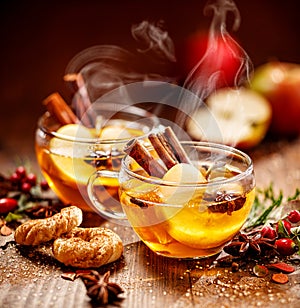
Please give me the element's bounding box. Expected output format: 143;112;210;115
182;31;243;87
250;61;300;136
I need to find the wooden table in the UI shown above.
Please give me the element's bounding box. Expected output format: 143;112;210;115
1;136;300;308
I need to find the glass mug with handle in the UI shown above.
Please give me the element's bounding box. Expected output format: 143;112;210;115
35;101;159;215
88;126;255;258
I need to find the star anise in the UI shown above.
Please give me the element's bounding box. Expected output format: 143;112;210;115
224;231;276;257
208;190;246;215
79;270;124;305
85;148;123;171
24;202;65;219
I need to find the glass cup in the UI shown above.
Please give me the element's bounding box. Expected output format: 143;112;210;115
35;101;159;215
88;141;255;258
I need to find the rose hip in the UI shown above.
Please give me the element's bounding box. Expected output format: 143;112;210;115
276;219;292;234
272;273;289;284
0;198;18;214
26;173;37;186
261;226;277;240
21;182;32;193
267;262;295;273
15;166;27;179
40;180;49;191
287;210;300;223
10;172;21;184
275;238;299;256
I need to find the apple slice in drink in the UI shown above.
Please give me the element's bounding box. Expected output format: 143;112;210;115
186;88;272;149
159;163;206;205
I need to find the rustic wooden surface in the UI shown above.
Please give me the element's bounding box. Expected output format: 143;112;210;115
1;136;300;308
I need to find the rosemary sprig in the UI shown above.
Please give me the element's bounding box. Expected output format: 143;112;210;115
245;184;300;230
288;188;300;201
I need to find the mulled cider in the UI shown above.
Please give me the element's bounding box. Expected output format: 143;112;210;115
35;97;158;214
118;127;255;258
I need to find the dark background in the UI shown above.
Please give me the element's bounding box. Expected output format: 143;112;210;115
1;0;300;163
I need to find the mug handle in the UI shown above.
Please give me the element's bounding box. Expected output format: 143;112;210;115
87;170;128;222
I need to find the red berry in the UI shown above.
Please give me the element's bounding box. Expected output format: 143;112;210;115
15;166;27;179
276;220;292;234
26;173;37;186
10;172;21;184
21;182;32;193
40;180;49;191
0;198;18;214
287;210;300;223
261;226;277;240
275;238;299;256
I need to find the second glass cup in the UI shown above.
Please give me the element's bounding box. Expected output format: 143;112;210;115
35;101;159;215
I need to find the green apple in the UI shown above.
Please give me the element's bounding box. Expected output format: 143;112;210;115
250;61;300;135
186;87;272;149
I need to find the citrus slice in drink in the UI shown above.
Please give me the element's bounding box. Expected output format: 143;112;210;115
165;208;241;249
164;183;249;249
49;124;96;188
99;125;133;140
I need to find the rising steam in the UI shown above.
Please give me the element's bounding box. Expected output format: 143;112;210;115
65;0;253;145
131;20;176;63
184;0;252;97
65;21;177;108
176;0;253;129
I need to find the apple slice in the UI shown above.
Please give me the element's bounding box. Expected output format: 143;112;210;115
186;88;272;149
157;163;206;228
159;163;206;205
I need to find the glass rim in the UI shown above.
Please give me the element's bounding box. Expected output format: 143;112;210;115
37;102;159;145
122;141;254;188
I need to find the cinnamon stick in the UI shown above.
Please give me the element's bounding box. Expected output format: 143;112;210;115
124;139;166;178
162;127;191;164
148;126;191;170
64;73;92;109
125;126;192;178
43;92;78;125
63;73;81;93
63;74;79;93
148;133;178;169
64;73;94;127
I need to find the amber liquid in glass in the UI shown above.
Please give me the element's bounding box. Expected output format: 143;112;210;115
36;124;144;212
119;165;255;258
